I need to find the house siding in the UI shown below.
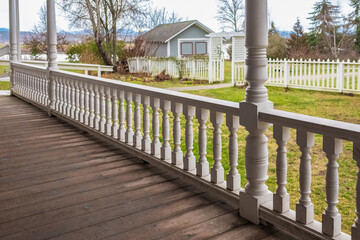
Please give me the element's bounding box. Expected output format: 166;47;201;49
169;25;210;57
155;43;168;57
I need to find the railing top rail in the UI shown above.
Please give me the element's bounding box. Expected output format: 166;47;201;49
51;68;239;114
8;60;113;69
260;108;360;142
12;62;48;72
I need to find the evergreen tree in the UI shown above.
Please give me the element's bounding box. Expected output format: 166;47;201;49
350;0;360;52
267;21;287;59
287;18;311;59
308;0;341;58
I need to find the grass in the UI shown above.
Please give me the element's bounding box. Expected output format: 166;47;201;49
0;81;10;90
182;86;359;234
102;72;212;89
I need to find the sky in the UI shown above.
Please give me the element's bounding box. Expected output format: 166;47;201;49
0;0;354;33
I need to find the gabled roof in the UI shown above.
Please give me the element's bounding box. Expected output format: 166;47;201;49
139;20;213;43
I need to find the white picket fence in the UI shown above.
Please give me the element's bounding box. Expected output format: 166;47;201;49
235;58;360;94
128;57;210;81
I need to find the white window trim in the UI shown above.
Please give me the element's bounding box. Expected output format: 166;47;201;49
177;38;209;57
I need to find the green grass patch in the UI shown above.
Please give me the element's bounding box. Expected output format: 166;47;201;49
0;81;10;90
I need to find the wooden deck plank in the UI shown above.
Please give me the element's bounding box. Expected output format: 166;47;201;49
0;96;285;240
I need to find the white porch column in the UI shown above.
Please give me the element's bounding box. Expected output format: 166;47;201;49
239;0;273;224
15;0;20;61
9;0;17;61
47;0;58;115
47;0;58;69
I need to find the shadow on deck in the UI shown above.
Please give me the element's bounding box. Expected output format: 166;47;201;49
0;96;292;240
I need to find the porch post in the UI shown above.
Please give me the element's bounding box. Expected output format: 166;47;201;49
239;0;273;224
9;0;17;61
15;0;20;61
47;0;58;69
47;0;58;115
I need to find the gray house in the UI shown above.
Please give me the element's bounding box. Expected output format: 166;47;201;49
139;20;213;57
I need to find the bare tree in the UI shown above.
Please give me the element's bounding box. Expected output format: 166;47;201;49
24;4;68;58
146;8;184;29
59;0;148;66
216;0;244;32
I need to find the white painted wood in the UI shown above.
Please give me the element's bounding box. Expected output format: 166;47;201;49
111;88;119;139
118;90;126;142
196;108;210;179
226;115;240;191
9;0;18;61
322;136;342;237
46;0;58;69
184;105;196;172
133;94;142;149
171;102;183;167
70;79;76;119
210;111;225;185
89;83;95;128
142;95;151;154
94;84;100;131
160;99;171;162
125;92;134;144
84;82;90;125
151;97;161;158
99;86;106;133
273;125;290;213
296;130;315;225
105;87;112;135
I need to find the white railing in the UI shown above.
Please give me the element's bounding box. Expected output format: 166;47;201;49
11;62;359;240
128;57;209;81
1;59;113;77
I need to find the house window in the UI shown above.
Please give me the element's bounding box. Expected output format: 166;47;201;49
180;42;193;56
195;42;207;55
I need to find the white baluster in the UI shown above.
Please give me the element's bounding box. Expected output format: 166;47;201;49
184;105;196;173
273;125;290;213
70;79;76;118
94;84;100;131
160;100;171;162
322;136;342;237
133;94;142;149
118;90;126;142
99;86;106;132
111;88;119;138
105;87;112;135
125;92;134;144
62;77;68;114
296;130;315;224
66;79;72;116
226;115;240;191
89;83;95;127
196;108;210;179
352;142;360;240
171;102;183;167
80;81;86;123
151;97;161;158
210;111;225;186
142;95;151;154
58;77;64;114
84;82;90;125
75;80;80;121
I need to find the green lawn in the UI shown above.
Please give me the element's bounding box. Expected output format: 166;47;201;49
183;86;359;234
0;81;10;90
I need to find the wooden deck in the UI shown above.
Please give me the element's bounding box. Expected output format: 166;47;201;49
0;96;290;240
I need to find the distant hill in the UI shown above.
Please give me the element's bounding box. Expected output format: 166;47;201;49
278;30;291;39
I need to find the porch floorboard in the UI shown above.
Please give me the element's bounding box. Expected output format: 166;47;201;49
0;96;287;240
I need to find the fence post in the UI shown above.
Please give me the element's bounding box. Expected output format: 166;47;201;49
284;59;289;88
337;60;344;93
192;60;196;78
97;66;101;78
136;58;140;73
